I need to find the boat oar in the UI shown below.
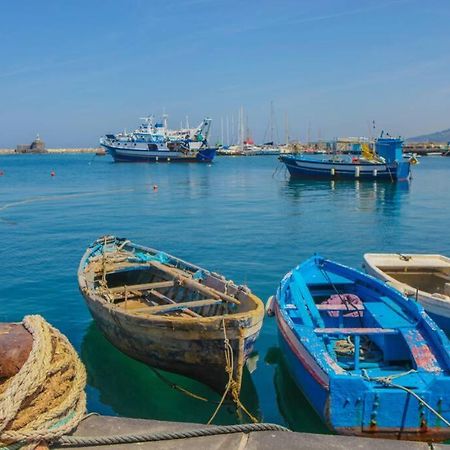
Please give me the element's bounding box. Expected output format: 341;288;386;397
149;261;241;305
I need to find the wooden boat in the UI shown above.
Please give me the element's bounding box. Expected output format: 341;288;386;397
78;236;264;396
272;255;450;441
363;253;450;332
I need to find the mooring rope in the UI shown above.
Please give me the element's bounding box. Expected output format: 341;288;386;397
206;319;259;425
362;370;450;428
56;422;290;447
0;315;87;449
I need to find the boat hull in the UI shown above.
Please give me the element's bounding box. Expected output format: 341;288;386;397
102;144;216;163
274;256;450;441
82;292;261;394
363;254;450;333
78;236;264;395
279;155;410;181
276;303;450;440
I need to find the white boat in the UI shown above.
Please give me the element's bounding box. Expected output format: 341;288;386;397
363;253;450;331
100;116;216;163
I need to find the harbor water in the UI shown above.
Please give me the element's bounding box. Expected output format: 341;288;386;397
0;154;449;432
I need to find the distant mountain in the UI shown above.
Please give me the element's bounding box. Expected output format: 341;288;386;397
407;128;450;143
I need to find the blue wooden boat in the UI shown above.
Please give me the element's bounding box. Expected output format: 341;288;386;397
279;138;410;181
272;255;450;441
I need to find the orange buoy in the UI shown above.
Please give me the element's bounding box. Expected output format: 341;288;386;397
50;170;55;177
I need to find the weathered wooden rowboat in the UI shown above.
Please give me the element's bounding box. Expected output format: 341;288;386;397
363;253;450;332
272;255;450;441
78;236;264;396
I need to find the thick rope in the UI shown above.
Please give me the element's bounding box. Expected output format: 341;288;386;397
206;320;258;425
0;315;86;448
57;423;290;447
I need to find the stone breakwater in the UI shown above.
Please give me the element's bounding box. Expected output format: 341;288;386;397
0;148;102;155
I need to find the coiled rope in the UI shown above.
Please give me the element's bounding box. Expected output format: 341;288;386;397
0;315;86;449
56;422;290;447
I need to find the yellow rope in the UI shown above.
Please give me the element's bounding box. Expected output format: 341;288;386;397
206;320;258;425
0;315;86;448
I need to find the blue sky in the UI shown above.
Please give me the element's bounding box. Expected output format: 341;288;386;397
1;0;449;147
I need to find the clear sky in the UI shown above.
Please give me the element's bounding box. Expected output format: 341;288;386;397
1;0;449;147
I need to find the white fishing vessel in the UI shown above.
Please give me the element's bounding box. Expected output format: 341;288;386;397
100;116;216;163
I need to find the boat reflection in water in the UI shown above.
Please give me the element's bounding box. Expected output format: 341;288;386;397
265;347;330;434
80;322;260;424
283;178;409;214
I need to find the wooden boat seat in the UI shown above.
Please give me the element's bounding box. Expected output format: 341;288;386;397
109;280;174;294
316;304;364;311
314;327;397;335
132;298;223;315
363;300;412;328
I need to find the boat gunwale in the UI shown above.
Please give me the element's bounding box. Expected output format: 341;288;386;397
77;237;264;326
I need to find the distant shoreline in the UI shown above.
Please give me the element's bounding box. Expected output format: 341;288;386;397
0;148;102;155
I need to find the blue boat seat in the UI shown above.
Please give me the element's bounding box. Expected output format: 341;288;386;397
316;304;364;311
363;300;412;328
314;327;397;335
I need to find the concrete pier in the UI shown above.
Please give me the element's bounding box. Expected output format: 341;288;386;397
54;415;435;449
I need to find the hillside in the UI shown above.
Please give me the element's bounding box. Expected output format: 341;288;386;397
407;128;450;143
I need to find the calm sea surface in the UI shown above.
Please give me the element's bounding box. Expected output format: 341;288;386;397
0;154;449;431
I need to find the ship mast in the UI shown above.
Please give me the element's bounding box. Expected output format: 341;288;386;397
239;106;244;153
284;112;289;145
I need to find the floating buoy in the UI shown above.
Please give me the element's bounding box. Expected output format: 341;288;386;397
153;184;158;191
50;170;56;177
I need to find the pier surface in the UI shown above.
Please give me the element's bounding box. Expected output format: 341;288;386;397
54;415;437;449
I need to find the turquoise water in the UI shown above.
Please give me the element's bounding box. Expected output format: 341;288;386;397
0;154;449;430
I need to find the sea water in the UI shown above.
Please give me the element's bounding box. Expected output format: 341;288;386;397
0;154;449;431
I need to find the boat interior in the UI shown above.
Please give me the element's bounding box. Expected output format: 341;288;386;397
88;246;253;319
285;268;445;380
382;267;450;297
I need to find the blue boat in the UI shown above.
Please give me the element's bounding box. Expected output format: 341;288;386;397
272;255;450;441
279;137;410;181
100;116;217;163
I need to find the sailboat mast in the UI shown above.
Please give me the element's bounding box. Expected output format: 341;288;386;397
270;100;274;144
284;112;289;145
226;116;230;146
221;117;224;145
240;106;244;153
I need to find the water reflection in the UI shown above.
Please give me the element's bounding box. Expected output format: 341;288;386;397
282;179;410;216
265;346;330;434
80;322;260;424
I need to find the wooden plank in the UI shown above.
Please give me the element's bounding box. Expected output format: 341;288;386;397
132;298;223;315
314;327;397;335
149;261;240;305
147;289;201;318
316;304;365;311
109;280;174;294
